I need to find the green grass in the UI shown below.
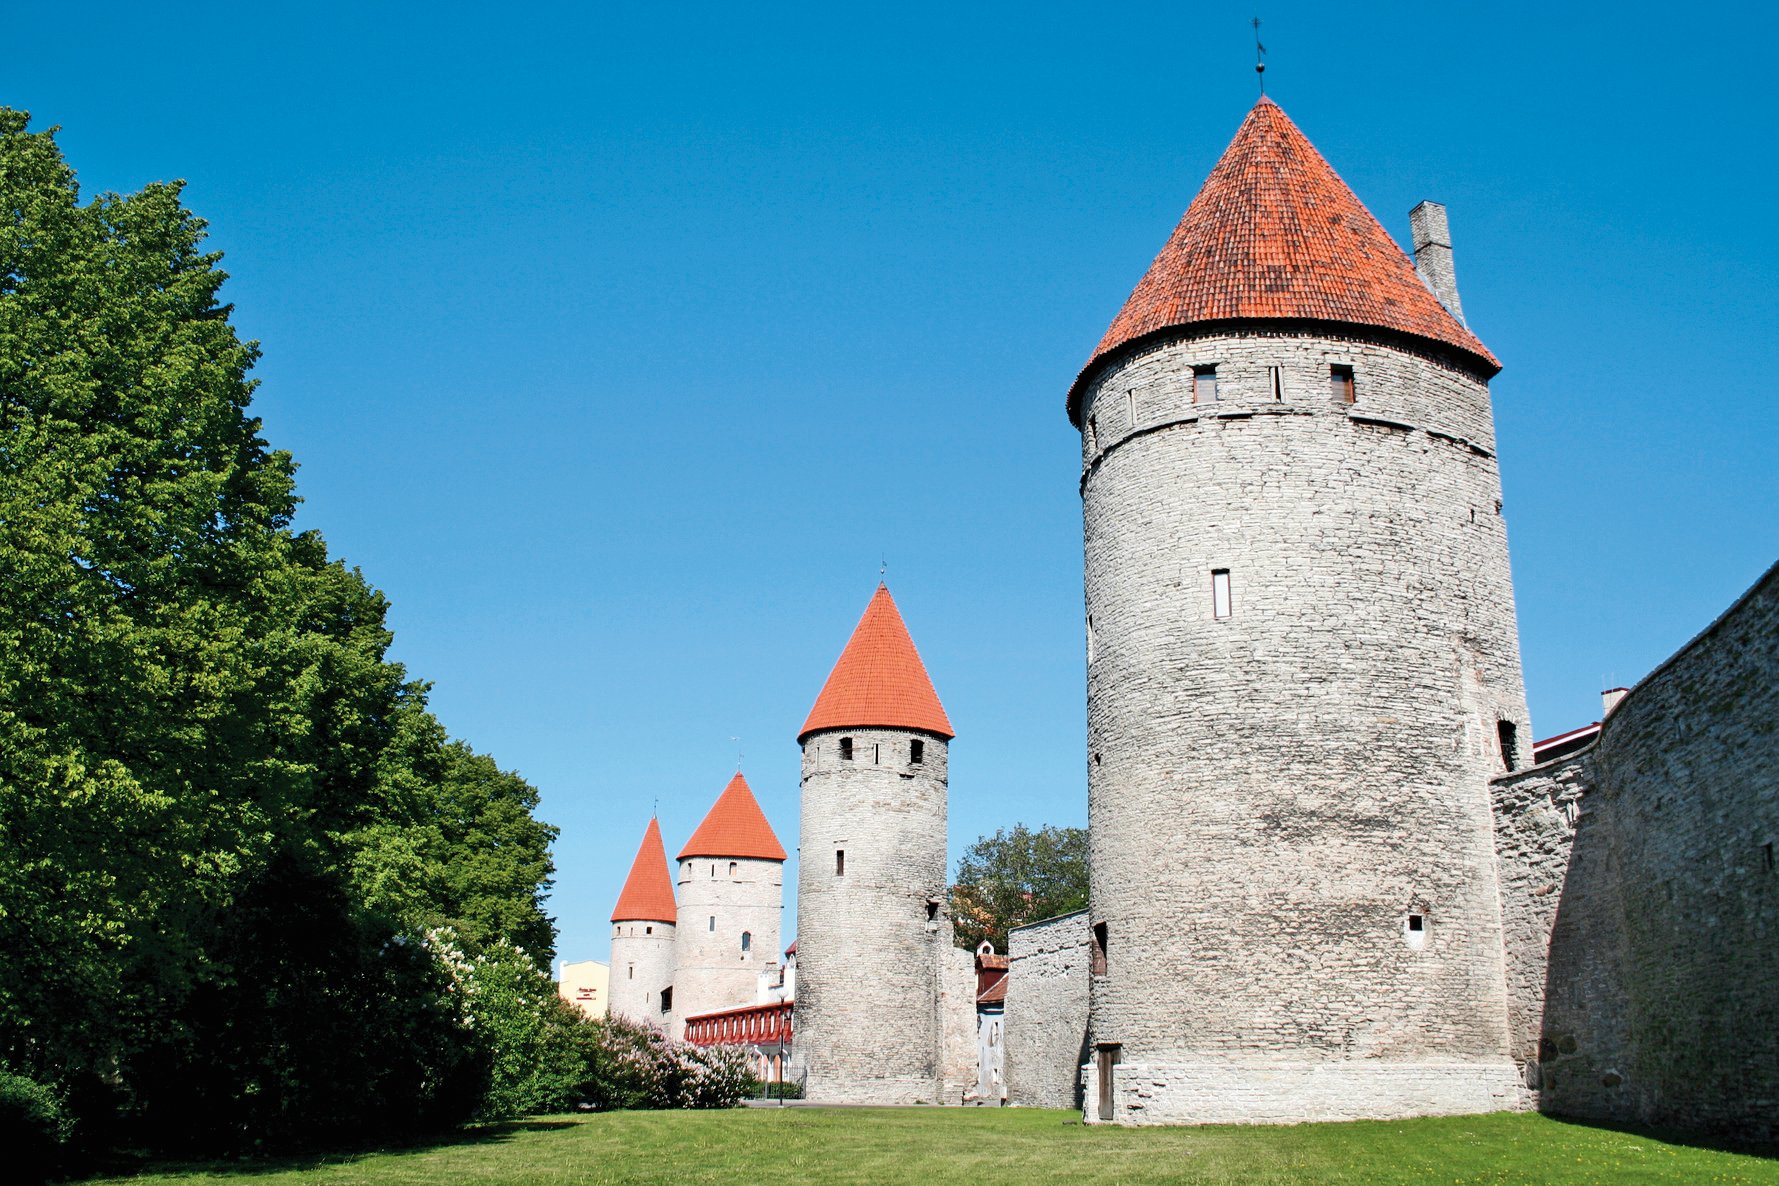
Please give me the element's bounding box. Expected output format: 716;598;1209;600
89;1108;1779;1186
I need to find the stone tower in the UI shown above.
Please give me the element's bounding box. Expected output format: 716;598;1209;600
670;771;786;1037
608;816;678;1028
1071;98;1531;1124
794;584;973;1103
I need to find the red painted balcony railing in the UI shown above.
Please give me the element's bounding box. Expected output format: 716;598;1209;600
681;999;794;1047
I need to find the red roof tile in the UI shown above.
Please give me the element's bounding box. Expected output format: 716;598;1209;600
800;584;954;741
977;977;1008;1006
678;772;787;861
611;817;677;923
1067;97;1497;421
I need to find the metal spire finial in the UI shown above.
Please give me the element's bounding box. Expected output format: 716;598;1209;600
730;736;743;771
1253;17;1267;95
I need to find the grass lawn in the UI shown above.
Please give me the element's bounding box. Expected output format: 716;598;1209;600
89;1107;1779;1186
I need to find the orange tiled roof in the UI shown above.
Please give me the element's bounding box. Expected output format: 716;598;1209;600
1067;97;1497;421
800;584;954;741
611;817;677;923
678;772;787;861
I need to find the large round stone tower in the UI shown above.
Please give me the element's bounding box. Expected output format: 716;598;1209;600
608;816;678;1028
670;771;786;1037
1071;98;1531;1124
794;584;967;1103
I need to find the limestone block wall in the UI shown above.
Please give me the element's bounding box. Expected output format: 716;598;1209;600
1493;559;1779;1139
794;727;954;1103
609;921;677;1029
940;944;980;1104
1005;910;1089;1110
1079;329;1528;1124
671;855;783;1039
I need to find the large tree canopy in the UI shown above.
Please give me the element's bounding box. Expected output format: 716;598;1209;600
0;108;558;1155
951;824;1088;953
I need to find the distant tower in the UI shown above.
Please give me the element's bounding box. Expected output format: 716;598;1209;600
670;771;786;1037
1070;99;1531;1123
794;584;962;1103
608;817;678;1028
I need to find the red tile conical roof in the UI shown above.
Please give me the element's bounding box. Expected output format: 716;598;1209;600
678;772;787;862
611;817;677;923
800;584;954;742
1067;97;1497;421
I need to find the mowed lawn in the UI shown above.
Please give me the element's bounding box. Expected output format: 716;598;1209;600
92;1107;1779;1186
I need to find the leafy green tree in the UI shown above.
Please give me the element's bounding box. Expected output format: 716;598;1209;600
951;824;1089;952
0;107;559;1153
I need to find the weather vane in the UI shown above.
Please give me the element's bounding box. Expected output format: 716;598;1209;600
730;736;743;771
879;556;888;580
1253;17;1266;95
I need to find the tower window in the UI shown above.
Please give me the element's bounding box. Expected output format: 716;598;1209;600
628;965;634;980
1765;842;1775;872
1269;365;1283;401
741;931;752;953
1125;389;1137;427
873;744;880;764
1404;913;1428;950
835;849;846;876
839;737;853;761
1086;415;1098;451
660;987;673;1013
729;861;738;877
645;925;652;935
708;915;716;932
1212;569;1232;619
1086;614;1097;663
1331;363;1356;403
926;899;939;922
1192;364;1219;403
1497;720;1520;770
1407;914;1425;932
910;739;924;764
1091;922;1109;976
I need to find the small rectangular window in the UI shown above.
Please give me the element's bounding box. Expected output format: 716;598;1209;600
1269;365;1283;401
708;915;716;932
1091;922;1108;976
910;739;924;764
839;737;853;761
1212;569;1232;619
926;899;939;922
1086;415;1098;450
1407;914;1425;932
660;987;673;1013
873;744;880;764
1192;365;1218;403
1763;842;1773;873
1331;363;1355;403
1125;389;1137;428
835;849;845;876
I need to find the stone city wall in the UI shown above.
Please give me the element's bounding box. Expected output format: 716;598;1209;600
1005;910;1089;1110
1493;559;1779;1140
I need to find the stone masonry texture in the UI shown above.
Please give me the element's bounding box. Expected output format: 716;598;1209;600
608;921;677;1028
671;855;783;1040
1006;910;1090;1109
1493;560;1779;1140
795;727;958;1103
1079;328;1530;1124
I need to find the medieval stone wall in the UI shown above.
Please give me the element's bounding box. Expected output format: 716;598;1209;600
1493;560;1779;1140
1005;910;1089;1110
671;855;783;1039
608;921;677;1028
1079;328;1528;1123
794;727;955;1103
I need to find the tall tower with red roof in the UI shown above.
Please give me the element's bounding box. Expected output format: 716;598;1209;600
608;817;678;1026
669;771;786;1038
793;584;976;1103
1071;98;1531;1123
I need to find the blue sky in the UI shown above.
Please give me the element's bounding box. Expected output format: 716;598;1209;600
11;1;1776;970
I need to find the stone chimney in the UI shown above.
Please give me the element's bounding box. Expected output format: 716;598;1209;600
1409;201;1465;325
1601;687;1630;718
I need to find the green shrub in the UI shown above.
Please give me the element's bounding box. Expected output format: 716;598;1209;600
0;1069;73;1182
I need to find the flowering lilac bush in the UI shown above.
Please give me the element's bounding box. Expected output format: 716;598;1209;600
579;1015;753;1111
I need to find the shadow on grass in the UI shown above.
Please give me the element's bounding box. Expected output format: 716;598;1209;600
85;1118;583;1181
1543;1112;1779;1161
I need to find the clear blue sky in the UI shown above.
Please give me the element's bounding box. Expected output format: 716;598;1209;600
12;2;1776;970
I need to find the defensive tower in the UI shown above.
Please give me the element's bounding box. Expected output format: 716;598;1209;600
1071;98;1531;1123
794;584;967;1103
609;816;678;1027
671;772;786;1036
